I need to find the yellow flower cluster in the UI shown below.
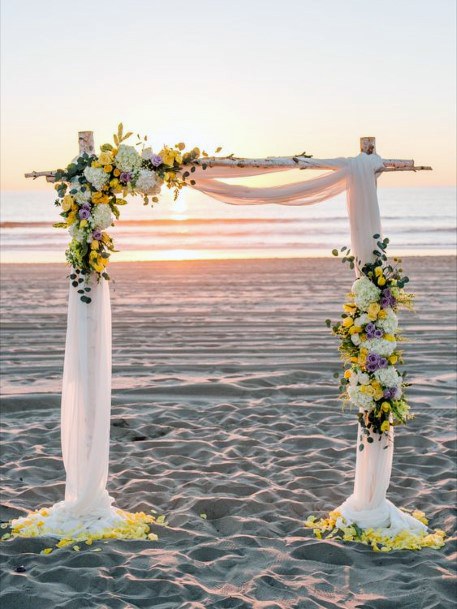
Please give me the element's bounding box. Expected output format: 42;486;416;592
304;510;446;552
2;507;166;555
159;146;183;167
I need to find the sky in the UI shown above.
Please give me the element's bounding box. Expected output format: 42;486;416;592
1;0;456;191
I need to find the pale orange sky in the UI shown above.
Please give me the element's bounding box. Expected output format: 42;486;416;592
1;0;455;191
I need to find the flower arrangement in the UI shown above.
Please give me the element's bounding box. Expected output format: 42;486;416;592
327;236;414;443
304;242;447;552
53;123;216;302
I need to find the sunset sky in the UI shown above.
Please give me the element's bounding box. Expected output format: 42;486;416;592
1;0;456;191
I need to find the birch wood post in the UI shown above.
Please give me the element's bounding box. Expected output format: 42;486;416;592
360;136;377;155
79;131;95;155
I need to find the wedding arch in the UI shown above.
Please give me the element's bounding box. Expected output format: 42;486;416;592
10;127;445;553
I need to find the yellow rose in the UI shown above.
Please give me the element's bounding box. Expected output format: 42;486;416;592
98;151;113;166
374;388;384;401
91;161;101;168
66;211;77;225
159;147;174;166
342;317;354;328
349;325;363;334
378;277;386;287
378;309;387;319
384;334;396;342
388;355;398;365
79;219;88;228
380;420;390;432
374;266;383;277
367;303;381;320
91;240;99;250
110;178;119;188
343;305;357;315
62;195;74;212
113;168;121;177
344;370;352;379
104;164;113;173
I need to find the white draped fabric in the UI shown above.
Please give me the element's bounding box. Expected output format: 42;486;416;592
13;152;425;538
191;152;426;536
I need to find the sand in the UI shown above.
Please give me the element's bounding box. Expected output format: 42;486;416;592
0;256;456;609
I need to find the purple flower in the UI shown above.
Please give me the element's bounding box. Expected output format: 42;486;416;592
374;328;384;339
366;351;386;372
383;387;398;400
380;288;396;309
92;229;102;241
81;202;91;211
120;172;132;184
150;154;162;167
79;208;90;220
367;353;380;364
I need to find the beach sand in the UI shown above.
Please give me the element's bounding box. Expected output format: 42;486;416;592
0;256;456;609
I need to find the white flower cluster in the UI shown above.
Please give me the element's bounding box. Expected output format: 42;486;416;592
83;167;109;191
69;223;88;243
92;205;113;230
363;337;397;357
349;371;370;386
134;169;160;194
376;308;398;334
141;147;154;161
352;276;381;311
374;366;402;390
347;384;375;410
115;145;142;172
69;180;92;205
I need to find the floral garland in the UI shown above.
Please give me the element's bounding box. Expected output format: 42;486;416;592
327;236;414;441
53;123;219;303
305;238;446;552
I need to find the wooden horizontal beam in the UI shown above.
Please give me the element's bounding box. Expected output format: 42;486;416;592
24;132;432;181
24;157;432;182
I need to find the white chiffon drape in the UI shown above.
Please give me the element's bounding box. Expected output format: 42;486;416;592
14;152;425;538
191;152;426;536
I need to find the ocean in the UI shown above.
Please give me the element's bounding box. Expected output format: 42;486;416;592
0;187;455;263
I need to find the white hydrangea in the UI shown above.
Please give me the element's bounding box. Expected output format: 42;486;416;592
352;276;381;311
374;366;402;388
351;333;361;346
141;147;154;161
364;337;397;357
134;169;158;194
69;224;87;243
354;313;370;327
92;205;113;230
69;180;92;205
115;145;142;172
83;167;109;191
358;373;370;385
376;308;398;334
347;384;375;410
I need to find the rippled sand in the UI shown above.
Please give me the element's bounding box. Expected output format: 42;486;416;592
1;257;456;609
